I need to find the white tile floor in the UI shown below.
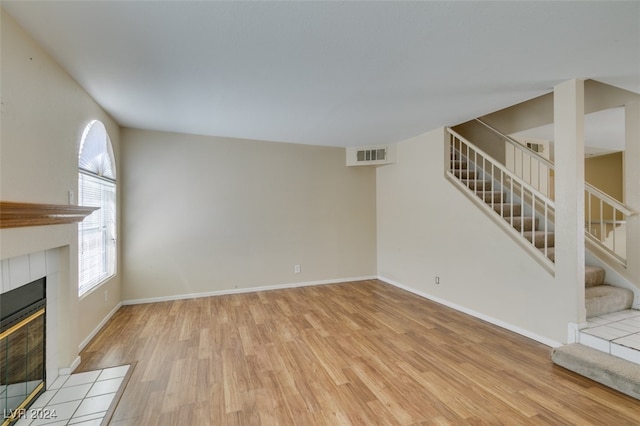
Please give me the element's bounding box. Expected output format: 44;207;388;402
10;365;129;426
580;309;640;364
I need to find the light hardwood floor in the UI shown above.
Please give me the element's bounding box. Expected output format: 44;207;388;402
78;280;640;425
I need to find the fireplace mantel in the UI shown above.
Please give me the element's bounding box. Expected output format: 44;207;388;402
0;201;98;229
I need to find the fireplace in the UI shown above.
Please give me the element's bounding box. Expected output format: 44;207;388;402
0;278;46;425
0;202;95;425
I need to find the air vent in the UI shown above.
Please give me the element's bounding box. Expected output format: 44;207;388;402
526;142;544;153
346;144;396;167
357;148;386;162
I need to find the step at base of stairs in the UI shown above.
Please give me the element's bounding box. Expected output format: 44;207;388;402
586;285;634;318
551;343;640;399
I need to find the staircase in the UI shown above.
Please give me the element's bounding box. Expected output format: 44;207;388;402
447;128;640;399
450;153;635;315
448;138;555;267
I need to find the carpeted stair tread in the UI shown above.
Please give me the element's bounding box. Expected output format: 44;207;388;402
450;160;468;169
466;180;492;191
523;231;555;248
492;203;521;217
585;266;606;287
544;247;555;262
551;343;640;400
453;170;477;179
585;285;634;318
537;246;555;261
506;216;538;232
476;191;504;203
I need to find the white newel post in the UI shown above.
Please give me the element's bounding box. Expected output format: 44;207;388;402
554;79;586;329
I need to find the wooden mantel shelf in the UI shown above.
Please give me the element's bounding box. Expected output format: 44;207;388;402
0;201;98;229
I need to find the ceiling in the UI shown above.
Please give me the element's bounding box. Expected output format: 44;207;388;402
2;1;639;147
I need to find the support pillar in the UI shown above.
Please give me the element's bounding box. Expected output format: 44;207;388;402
554;79;586;328
625;101;640;297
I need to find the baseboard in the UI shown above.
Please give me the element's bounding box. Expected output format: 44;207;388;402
59;356;82;376
379;275;562;348
123;276;378;305
78;301;123;352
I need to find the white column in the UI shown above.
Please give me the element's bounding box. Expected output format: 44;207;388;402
554;79;586;326
625;101;640;290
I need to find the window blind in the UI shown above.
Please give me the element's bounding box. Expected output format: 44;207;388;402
78;171;116;296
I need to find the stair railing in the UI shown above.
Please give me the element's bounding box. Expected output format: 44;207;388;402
585;183;638;267
465;119;638;269
475;119;555;199
446;128;555;271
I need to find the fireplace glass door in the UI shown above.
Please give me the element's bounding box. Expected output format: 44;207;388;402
1;278;46;425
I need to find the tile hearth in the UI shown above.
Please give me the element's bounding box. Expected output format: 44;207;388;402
11;365;130;426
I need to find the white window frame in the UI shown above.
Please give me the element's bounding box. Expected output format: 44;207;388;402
78;120;116;297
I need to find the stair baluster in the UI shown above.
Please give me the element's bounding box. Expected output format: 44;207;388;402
446;128;556;272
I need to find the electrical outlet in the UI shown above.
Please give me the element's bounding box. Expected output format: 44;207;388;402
294;264;301;274
435;276;440;285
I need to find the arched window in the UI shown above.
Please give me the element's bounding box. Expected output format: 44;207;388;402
78;120;116;297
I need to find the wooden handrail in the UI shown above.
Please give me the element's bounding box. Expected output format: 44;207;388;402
475;118;556;169
446;128;555;208
585;183;638;217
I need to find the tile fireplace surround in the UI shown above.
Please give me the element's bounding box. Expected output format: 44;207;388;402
1;202;97;423
1;248;62;393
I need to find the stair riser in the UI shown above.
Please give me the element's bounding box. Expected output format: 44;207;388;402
585;266;606;287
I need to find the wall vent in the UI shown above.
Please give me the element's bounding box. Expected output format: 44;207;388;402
526;142;544;153
346;144;396;167
357;148;386;162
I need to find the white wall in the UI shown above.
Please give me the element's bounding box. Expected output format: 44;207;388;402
121;128;377;301
0;10;122;367
377;128;570;345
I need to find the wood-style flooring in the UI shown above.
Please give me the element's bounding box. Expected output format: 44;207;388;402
78;280;640;425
